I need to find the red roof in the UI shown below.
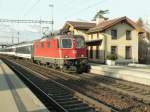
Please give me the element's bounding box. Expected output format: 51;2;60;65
62;17;145;34
65;21;96;30
87;16;144;33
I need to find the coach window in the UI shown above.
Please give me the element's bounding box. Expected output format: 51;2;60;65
47;41;50;48
41;42;44;48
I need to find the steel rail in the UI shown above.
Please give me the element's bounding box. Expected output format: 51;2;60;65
3;58;119;112
3;59;68;112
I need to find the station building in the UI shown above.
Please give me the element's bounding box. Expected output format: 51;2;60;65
62;16;144;64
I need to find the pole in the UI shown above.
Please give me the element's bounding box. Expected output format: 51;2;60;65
17;32;19;44
49;3;54;34
12;32;14;44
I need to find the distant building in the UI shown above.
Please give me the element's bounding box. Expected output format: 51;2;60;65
62;16;144;64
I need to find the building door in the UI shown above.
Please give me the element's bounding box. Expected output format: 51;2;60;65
126;46;132;59
96;45;99;59
90;46;93;58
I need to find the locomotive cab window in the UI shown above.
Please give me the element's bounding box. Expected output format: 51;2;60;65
61;39;72;48
75;36;85;48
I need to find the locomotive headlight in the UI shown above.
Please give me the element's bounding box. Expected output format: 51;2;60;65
64;55;69;58
73;50;77;54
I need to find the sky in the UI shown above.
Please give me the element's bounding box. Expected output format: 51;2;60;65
0;0;150;44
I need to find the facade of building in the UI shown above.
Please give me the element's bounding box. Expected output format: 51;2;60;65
62;17;143;64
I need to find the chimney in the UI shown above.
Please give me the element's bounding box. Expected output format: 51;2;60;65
96;18;105;25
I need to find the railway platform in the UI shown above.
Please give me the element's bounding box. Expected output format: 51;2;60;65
0;59;49;112
90;63;150;86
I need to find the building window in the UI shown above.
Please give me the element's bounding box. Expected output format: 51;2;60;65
41;42;44;48
111;46;117;55
126;46;132;59
47;41;50;48
96;45;99;59
111;29;117;39
126;30;131;40
90;46;93;58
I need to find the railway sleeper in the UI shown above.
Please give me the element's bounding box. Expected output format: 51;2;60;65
63;103;89;109
115;84;127;88
48;88;68;92
55;97;77;102
52;96;75;101
48;91;71;95
124;87;138;91
133;89;146;93
117;85;131;89
48;92;71;97
141;92;150;95
52;94;74;99
51;92;73;96
67;106;94;112
48;90;68;93
59;100;84;105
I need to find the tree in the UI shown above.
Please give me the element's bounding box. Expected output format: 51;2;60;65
93;9;109;21
136;18;144;27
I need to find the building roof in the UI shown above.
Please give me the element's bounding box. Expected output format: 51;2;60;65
87;16;145;33
64;21;96;30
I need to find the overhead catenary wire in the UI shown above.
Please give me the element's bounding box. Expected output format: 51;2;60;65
64;0;110;19
62;0;87;10
21;0;35;16
23;0;41;17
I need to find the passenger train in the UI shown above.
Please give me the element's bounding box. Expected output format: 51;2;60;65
0;41;32;58
0;34;90;73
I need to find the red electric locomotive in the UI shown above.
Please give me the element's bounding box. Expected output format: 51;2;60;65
33;34;90;73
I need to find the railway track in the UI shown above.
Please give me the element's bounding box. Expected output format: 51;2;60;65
2;58;118;112
81;73;150;104
17;57;150;104
1;56;150;111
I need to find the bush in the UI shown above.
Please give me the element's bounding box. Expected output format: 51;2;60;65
106;54;117;60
